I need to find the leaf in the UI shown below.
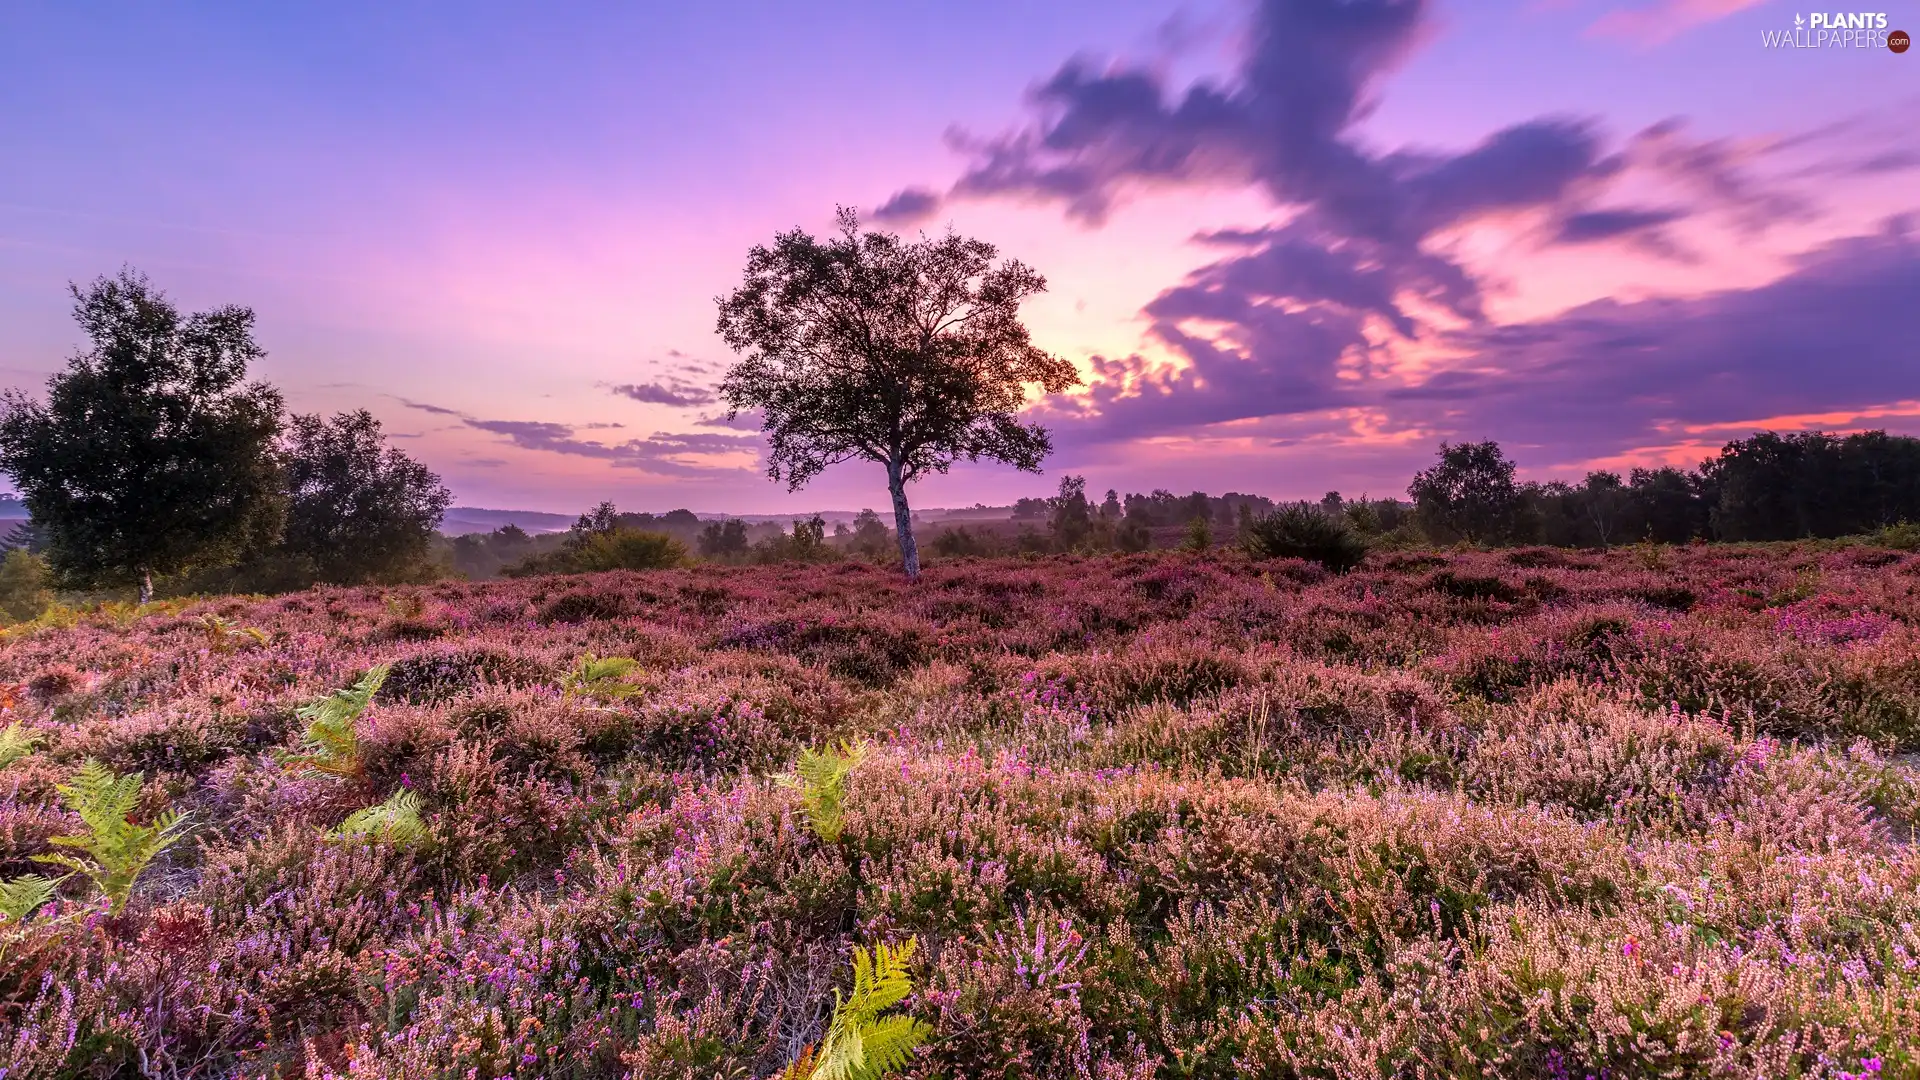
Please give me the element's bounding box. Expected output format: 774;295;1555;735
802;937;926;1080
0;722;41;770
0;874;63;922
34;759;189;913
333;789;427;846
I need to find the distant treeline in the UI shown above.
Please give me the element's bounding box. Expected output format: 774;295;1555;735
418;428;1920;586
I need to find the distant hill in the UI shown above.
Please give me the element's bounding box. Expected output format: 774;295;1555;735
437;503;1020;537
0;494;26;520
439;507;577;536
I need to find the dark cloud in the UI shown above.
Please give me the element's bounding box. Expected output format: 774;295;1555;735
612;382;718;407
872;187;943;224
1627;118;1810;233
1553;206;1687;245
1048;226;1920;466
697;410;765;432
1405;226;1920;460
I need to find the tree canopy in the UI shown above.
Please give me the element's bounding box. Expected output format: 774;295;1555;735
0;270;285;601
281;409;452;584
715;207;1079;578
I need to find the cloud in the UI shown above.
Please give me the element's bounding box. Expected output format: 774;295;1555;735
1552;206;1688;244
884;0;1911;482
1589;0;1767;47
697;410;765;432
872;187;943;224
1046;225;1920;468
397;399;762;477
1550;205;1693;259
612;381;718;407
1403;225;1920;461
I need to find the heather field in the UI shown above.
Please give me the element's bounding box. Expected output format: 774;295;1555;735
3;544;1920;1079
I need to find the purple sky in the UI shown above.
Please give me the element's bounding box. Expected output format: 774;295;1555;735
2;1;1915;514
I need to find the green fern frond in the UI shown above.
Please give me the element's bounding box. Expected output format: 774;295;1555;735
562;653;643;701
0;874;64;922
32;760;188;913
805;938;926;1080
780;740;868;843
332;789;427;845
0;722;41;770
284;665;389;779
850;1014;931;1079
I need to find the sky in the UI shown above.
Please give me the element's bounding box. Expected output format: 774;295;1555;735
1;0;1915;514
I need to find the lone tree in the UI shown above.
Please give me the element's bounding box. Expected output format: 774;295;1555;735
0;270;285;602
716;208;1079;579
280;409;452;584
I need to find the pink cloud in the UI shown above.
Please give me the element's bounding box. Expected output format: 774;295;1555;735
1589;0;1768;47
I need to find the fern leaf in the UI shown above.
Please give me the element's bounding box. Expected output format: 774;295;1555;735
0;874;64;922
805;937;926;1080
850;1015;930;1080
333;789;427;845
0;722;41;770
35;760;188;913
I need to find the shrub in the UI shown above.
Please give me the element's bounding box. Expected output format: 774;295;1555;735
1243;503;1369;572
0;549;51;623
1869;520;1920;550
574;528;688;572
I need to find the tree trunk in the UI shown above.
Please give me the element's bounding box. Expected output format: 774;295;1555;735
138;569;153;606
886;462;920;581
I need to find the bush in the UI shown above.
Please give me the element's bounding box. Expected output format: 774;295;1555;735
0;548;51;623
504;527;687;576
573;528;688;572
1243;503;1369;572
1869;521;1920;551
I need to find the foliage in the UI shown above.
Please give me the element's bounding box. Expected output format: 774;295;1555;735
0;548;52;623
1869;520;1920;551
1181;514;1213;553
280;409;454;585
0;269;285;602
1244;502;1370;572
332;789;427;846
34;760;188;913
1409;440;1526;544
716;207;1080;578
563;652;644;701
699;518;752;559
0;720;43;769
0;874;63;922
198;612;268;652
781;740;868;843
506;506;688;575
1048;475;1095;551
1706;429;1920;541
284;664;390;780
785;939;929;1080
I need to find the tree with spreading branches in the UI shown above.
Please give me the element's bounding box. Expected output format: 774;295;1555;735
0;270;284;603
716;208;1079;579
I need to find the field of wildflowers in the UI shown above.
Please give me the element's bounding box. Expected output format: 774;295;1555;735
2;543;1918;1079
